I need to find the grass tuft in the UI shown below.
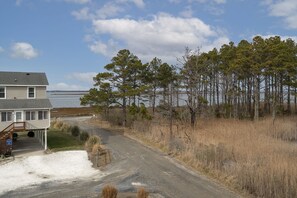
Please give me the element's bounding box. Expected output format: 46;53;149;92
137;188;149;198
101;185;118;198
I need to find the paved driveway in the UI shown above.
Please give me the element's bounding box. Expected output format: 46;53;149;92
3;117;240;198
65;117;240;198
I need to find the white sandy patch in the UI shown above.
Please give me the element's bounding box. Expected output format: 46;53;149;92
0;150;100;195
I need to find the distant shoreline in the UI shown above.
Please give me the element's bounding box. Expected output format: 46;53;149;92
47;90;89;92
47;90;89;96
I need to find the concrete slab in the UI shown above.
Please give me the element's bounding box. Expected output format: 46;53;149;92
13;135;44;157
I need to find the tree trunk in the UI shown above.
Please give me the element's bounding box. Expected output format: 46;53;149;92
287;84;291;114
264;75;269;114
123;96;127;127
272;75;277;123
152;87;156;115
294;87;297;114
190;109;196;128
216;73;220;109
254;76;260;121
248;78;252;118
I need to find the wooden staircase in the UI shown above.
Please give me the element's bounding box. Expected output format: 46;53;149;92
0;122;26;155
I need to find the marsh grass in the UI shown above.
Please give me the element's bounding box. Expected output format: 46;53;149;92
130;117;297;198
101;185;118;198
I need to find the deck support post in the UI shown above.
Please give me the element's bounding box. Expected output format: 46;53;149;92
41;131;44;146
44;128;47;150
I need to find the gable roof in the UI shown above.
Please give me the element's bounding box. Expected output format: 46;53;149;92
0;71;49;85
0;99;52;110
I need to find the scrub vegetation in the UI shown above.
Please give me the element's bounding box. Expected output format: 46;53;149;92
48;120;89;151
82;35;297;198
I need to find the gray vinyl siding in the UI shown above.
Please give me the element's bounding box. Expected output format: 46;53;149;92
36;86;47;98
6;86;47;99
0;109;50;131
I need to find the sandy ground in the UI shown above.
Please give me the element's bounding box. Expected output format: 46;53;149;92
0;150;100;196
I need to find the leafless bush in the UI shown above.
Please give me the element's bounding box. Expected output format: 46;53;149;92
137;187;149;198
101;185;118;198
85;135;102;153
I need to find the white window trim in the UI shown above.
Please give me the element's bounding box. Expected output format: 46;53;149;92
1;111;12;122
38;110;48;120
25;111;36;121
27;86;36;99
15;111;23;122
0;86;6;99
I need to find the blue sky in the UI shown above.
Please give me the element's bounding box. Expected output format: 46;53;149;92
0;0;296;90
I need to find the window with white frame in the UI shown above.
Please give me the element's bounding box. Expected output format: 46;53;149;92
0;87;6;99
38;111;48;120
25;111;35;120
28;87;35;98
1;112;12;122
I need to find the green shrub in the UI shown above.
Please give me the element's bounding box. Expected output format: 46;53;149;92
80;131;89;142
71;126;80;137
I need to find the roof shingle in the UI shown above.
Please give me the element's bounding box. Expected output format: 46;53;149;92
0;71;49;85
0;99;52;110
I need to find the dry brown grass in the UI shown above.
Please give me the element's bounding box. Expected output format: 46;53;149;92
51;107;96;117
101;185;118;198
137;188;149;198
85;135;102;153
129;117;297;198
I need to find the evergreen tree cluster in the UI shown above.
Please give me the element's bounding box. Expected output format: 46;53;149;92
81;36;297;126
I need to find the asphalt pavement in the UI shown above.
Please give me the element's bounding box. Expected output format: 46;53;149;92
2;116;240;198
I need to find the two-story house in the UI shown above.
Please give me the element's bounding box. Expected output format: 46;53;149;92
0;71;52;154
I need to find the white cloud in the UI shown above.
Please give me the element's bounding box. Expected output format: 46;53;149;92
116;0;145;8
96;2;124;19
189;0;226;4
72;7;94;20
72;0;146;21
15;0;22;6
265;0;297;29
68;72;97;84
129;0;145;8
89;39;118;56
188;0;226;15
48;82;88;90
180;6;193;18
206;5;224;15
213;0;226;4
64;0;90;4
11;42;38;59
168;0;181;3
90;13;229;63
0;47;4;53
89;41;109;56
72;2;124;20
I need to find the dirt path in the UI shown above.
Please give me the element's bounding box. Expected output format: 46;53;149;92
3;117;240;198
